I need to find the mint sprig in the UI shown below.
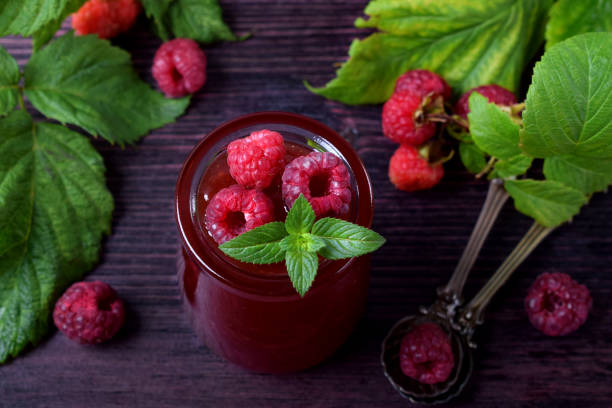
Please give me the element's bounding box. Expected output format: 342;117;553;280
219;195;385;297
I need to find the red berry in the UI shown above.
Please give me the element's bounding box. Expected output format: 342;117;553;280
388;145;444;192
53;281;125;344
282;152;351;217
525;272;592;336
227;129;286;190
153;39;207;98
72;0;141;39
400;323;455;385
455;84;516;119
382;91;437;146
394;70;451;100
205;184;275;245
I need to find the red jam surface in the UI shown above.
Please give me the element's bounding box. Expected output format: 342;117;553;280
176;112;373;373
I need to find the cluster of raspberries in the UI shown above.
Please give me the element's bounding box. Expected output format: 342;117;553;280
73;0;208;98
205;130;352;245
383;70;516;192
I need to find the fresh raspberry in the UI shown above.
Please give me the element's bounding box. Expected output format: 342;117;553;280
525;272;592;336
382;91;437;146
282;152;351;217
400;322;455;385
53;281;125;344
205;184;275;245
455;84;517;119
394;70;451;100
227;129;286;190
72;0;141;39
388;145;444;192
153;38;207;98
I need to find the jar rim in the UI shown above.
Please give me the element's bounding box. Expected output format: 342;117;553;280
175;111;374;297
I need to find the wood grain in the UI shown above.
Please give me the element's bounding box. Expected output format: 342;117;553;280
1;2;611;407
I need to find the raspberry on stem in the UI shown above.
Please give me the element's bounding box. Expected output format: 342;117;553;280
382;91;438;146
394;70;451;100
153;39;207;98
388;145;444;192
455;84;516;119
227;129;286;190
72;0;141;39
53;281;125;344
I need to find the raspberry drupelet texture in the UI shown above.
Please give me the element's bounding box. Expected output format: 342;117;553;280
205;184;275;245
388;145;444;192
72;0;141;39
400;322;455;385
282;152;351;217
382;91;438;146
525;272;592;336
227;130;286;190
153;38;207;98
455;84;517;119
53;281;125;344
394;70;452;100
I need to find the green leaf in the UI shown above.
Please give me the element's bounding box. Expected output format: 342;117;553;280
505;179;587;227
24;32;190;145
279;234;326;254
543;155;612;195
0;46;20;116
468;92;521;160
285;250;318;297
32;0;86;51
140;0;175;40
521;33;612;159
0;110;113;363
307;0;552;104
285;194;315;234
459;141;487;174
490;154;533;179
546;0;612;48
0;0;71;37
219;222;288;264
311;218;386;260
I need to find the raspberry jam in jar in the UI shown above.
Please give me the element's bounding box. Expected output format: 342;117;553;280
175;112;374;373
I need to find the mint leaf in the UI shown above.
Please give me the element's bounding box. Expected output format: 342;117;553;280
285;194;315;234
32;0;86;51
505;179;587;227
490;154;533;179
468;92;521;160
307;0;552;104
219;222;288;264
546;0;612;48
24;32;190;145
459;142;487;174
280;234;325;253
312;218;385;260
0;0;72;37
521;33;612;159
0;110;113;363
140;0;175;40
0;46;19;116
543;156;612;195
285;250;318;297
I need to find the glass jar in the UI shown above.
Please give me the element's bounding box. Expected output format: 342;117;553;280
175;112;374;373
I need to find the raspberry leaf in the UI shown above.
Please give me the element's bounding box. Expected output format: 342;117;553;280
458;142;487;174
543;156;612;196
307;0;552;104
0;110;113;364
467;93;522;160
285;194;315;234
489;154;533;180
140;0;175;40
0;46;20;116
505;179;587;228
24;32;190;145
312;218;386;260
219;222;288;264
546;0;612;48
31;0;86;51
0;0;77;37
521;33;612;159
285;250;318;297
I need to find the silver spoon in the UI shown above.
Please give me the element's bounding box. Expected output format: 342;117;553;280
382;179;508;402
382;220;554;404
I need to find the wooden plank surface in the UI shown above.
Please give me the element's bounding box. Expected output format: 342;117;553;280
1;1;611;407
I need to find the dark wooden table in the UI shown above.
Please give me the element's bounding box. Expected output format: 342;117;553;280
2;2;611;407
